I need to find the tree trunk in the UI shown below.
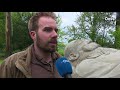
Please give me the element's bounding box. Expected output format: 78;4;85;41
116;12;120;30
114;12;120;48
5;12;12;57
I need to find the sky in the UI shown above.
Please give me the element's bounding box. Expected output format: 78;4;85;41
54;12;79;44
54;12;79;28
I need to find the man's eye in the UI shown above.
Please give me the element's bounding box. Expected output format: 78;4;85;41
44;27;52;32
55;28;58;33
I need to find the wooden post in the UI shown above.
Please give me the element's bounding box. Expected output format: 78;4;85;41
5;12;12;57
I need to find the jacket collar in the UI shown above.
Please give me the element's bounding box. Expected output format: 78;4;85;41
15;44;61;78
15;45;33;78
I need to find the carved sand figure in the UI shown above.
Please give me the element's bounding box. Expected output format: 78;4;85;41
64;39;120;78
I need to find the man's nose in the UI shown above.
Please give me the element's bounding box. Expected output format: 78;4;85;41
51;30;58;38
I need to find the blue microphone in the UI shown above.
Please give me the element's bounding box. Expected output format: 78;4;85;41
55;57;72;78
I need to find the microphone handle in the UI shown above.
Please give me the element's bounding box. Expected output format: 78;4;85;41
64;74;72;78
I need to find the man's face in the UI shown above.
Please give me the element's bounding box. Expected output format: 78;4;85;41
35;16;58;52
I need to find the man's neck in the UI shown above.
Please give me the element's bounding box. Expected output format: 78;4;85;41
34;45;52;62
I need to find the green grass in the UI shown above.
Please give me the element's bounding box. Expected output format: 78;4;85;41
0;52;5;64
0;59;4;64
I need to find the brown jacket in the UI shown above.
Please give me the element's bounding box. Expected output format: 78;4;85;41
0;45;61;78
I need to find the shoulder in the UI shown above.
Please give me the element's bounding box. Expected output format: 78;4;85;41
0;51;25;75
4;45;33;63
3;51;25;66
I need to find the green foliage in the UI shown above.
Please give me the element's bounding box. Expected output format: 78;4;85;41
12;12;33;51
0;59;3;64
0;12;35;57
57;15;67;43
0;53;5;59
113;28;120;49
56;14;66;56
77;12;115;42
57;42;66;56
67;25;84;43
0;12;5;51
67;12;116;48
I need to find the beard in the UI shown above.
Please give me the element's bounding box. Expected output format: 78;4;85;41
36;34;57;52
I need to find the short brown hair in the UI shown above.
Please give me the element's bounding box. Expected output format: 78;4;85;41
28;12;57;32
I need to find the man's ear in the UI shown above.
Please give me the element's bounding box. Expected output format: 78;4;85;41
29;31;36;40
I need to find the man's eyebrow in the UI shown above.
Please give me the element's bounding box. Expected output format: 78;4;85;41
43;27;52;29
43;27;58;29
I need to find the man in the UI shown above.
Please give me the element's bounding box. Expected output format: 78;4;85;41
0;12;62;78
64;39;120;78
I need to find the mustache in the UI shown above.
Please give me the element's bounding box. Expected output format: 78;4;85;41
48;38;57;44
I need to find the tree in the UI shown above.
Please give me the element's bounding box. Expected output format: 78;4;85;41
67;25;80;42
56;14;66;56
11;12;34;52
113;12;120;49
5;12;12;57
67;12;115;47
0;12;5;53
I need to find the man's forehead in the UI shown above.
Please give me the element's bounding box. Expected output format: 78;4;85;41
38;17;56;23
38;18;57;28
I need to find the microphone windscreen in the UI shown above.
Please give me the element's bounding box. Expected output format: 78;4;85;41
55;57;72;77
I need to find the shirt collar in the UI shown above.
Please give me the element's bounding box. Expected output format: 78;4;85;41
31;45;58;65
